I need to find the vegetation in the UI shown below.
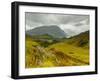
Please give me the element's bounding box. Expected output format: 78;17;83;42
25;31;89;68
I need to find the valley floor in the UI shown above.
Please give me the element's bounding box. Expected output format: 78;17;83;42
25;39;89;68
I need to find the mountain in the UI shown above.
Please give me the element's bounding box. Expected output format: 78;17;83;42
26;25;67;38
64;31;89;48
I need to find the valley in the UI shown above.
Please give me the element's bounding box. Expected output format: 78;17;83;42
25;31;89;68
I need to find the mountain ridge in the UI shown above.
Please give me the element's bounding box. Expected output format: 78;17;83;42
26;25;67;38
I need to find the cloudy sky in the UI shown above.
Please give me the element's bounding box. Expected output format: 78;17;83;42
25;12;89;37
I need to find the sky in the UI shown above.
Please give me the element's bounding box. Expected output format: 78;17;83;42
25;12;89;37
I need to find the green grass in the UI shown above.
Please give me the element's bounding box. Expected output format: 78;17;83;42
25;31;89;68
48;42;89;64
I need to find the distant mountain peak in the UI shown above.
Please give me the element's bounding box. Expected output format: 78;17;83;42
26;25;67;38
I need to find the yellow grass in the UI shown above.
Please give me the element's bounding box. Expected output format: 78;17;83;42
48;42;89;64
25;36;89;68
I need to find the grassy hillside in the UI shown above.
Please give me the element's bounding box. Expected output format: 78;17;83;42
47;42;89;65
65;31;89;49
25;31;89;68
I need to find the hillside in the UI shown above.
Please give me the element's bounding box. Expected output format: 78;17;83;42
64;31;89;48
26;25;67;38
25;31;89;68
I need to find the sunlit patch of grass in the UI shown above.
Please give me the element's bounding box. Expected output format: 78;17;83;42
48;42;89;65
41;60;55;67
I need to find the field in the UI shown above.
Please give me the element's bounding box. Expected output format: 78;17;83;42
25;31;89;68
